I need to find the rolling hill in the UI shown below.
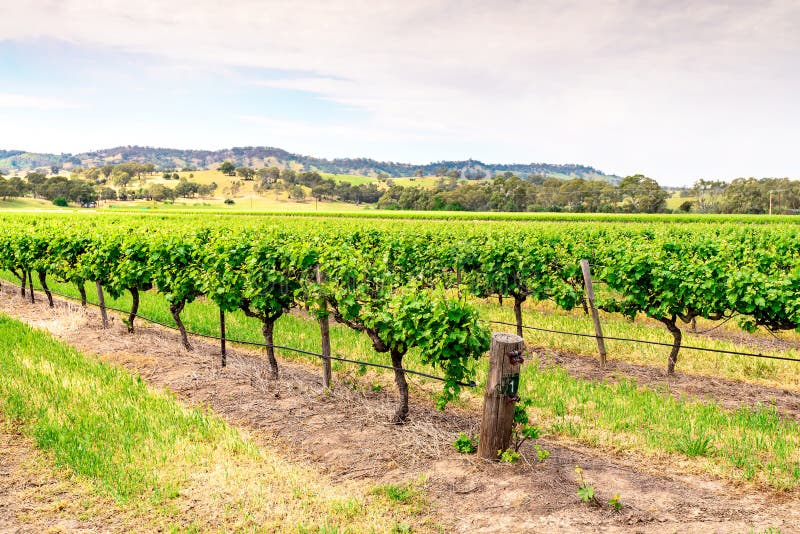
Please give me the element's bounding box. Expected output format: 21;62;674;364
0;145;621;183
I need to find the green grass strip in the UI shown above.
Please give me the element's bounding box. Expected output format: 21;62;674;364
0;312;246;503
527;361;800;489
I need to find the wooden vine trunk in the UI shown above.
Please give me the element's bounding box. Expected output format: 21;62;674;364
478;332;525;460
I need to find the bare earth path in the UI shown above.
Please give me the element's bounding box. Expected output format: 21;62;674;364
1;288;799;533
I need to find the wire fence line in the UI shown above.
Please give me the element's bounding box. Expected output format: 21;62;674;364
34;287;477;387
10;280;800;383
483;319;800;364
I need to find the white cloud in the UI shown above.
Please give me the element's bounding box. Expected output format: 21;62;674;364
2;1;800;183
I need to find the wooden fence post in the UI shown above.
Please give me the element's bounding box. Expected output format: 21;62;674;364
219;308;227;367
95;281;109;329
478;332;525;460
317;266;332;390
580;259;607;367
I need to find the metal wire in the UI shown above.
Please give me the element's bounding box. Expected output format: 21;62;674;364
41;287;476;387
483;319;800;364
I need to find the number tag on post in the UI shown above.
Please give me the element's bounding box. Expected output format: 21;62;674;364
496;373;520;397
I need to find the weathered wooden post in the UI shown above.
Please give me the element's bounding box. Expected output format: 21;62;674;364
95;281;109;328
316;266;332;390
580;259;607;367
478;332;525;460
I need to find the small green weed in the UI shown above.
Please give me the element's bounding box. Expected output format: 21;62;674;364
675;433;715;457
534;444;550;462
453;432;477;454
574;466;598;505
498;449;521;463
607;493;622;510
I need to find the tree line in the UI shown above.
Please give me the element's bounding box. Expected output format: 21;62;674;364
220;163;384;204
681;178;800;214
0;167;216;205
377;173;670;213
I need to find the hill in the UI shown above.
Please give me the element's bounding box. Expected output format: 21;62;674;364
0;145;621;183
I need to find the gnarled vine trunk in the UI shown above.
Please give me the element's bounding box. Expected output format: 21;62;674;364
126;287;139;333
17;270;26;298
261;320;278;379
77;283;87;307
96;281;109;328
37;271;53;307
391;349;409;423
27;270;35;303
513;296;524;338
659;317;682;375
170;300;192;350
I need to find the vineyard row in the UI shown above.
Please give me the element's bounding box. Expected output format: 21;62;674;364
1;215;799;418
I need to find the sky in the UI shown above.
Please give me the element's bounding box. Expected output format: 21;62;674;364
0;1;798;185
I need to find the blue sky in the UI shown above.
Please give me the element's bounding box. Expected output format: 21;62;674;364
0;39;366;152
1;1;799;185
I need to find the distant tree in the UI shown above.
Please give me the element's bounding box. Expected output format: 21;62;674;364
148;184;175;202
414;168;424;177
311;180;335;200
289;185;305;200
618;174;668;213
720;178;767;214
101;164;114;180
692;179;726;213
25;172;46;198
85;167;102;183
67;180;98;206
0;177;23;199
175;178;200;198
219;161;236;176
236;167;255;180
281;169;297;184
50;164;60;175
99;187;117;200
227;180;242;196
113;171;132;188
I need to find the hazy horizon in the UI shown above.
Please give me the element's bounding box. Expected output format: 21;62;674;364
1;1;798;186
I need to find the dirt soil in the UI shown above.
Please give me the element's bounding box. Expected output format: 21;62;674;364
1;288;799;533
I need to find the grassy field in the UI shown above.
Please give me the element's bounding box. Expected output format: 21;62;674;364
390;176;444;189
104;193;370;213
9;271;800;490
666;191;696;210
320;172;379;186
0;312;429;531
0;197;65;211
